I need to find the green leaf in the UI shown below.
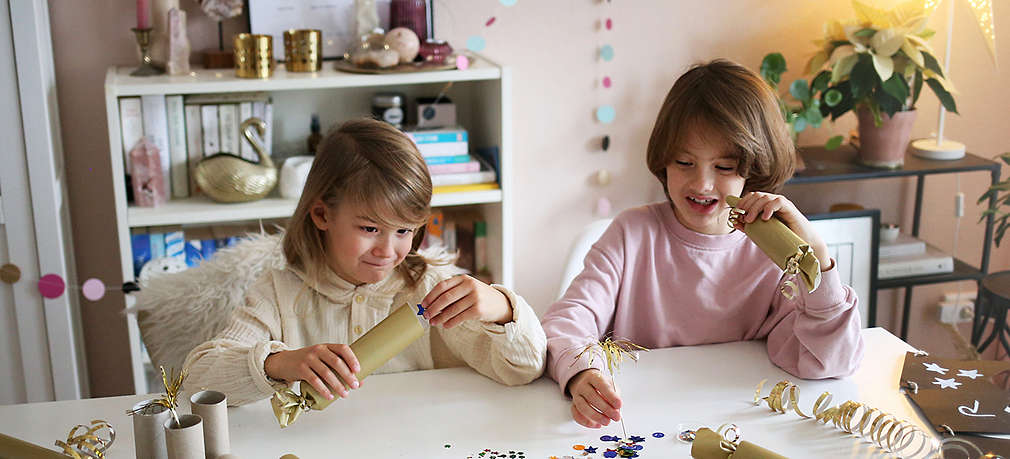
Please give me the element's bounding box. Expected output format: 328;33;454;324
922;52;944;78
926;78;958;114
912;70;924;105
790;79;811;103
1000;152;1010;165
761;53;787;86
804;104;824;127
854;28;876;38
873;86;903;117
849;54;879;100
831;54;859;83
811;71;832;93
824;89;843;107
826;82;855;120
794;116;808;133
825;135;844;150
881;73;909;106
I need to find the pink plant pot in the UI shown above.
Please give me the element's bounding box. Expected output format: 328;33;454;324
855;107;917;168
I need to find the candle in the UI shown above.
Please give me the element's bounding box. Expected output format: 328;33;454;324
136;0;150;29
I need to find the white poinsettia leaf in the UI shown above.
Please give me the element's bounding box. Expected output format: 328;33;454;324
871;29;904;57
901;39;924;67
832;54;860;83
872;53;894;81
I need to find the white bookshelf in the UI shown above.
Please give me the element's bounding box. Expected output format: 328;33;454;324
105;59;513;394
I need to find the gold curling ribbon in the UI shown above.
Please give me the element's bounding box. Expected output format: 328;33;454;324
271;303;426;428
569;335;649;375
725;196;820;296
753;379;940;457
128;366;187;427
53;419;115;459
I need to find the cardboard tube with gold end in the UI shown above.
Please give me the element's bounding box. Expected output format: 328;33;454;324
725;195;820;293
271;303;426;427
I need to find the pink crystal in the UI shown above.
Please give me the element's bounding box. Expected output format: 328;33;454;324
129;137;167;207
167;8;190;75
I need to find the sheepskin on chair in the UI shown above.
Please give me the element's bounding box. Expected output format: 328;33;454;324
130;232;286;375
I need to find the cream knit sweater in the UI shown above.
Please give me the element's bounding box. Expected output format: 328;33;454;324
184;263;547;406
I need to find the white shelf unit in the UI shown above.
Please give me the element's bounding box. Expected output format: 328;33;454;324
104;60;513;394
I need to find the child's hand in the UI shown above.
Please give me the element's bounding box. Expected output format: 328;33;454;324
567;369;622;428
264;344;361;400
733;192;833;270
421;275;513;328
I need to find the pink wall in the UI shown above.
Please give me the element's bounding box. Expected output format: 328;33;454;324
48;0;1009;396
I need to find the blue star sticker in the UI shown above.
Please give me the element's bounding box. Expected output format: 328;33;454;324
416;303;425;316
629;435;645;443
585;446;597;453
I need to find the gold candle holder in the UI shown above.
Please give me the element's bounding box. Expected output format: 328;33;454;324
234;33;274;79
283;29;322;72
131;28;165;76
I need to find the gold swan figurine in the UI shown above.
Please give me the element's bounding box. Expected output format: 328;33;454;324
194;117;278;203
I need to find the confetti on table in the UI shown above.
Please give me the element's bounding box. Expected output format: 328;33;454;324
651;432;664;438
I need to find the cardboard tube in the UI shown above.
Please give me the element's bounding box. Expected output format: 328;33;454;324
691;428;731;459
0;432;67;458
190;390;229;458
132;400;172;459
305;303;425;410
163;414;204;459
726;195;820;292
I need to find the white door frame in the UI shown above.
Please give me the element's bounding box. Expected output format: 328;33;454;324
0;0;87;402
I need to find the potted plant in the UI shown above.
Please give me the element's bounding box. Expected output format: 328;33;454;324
760;52;845;150
805;0;958;168
979;152;1010;247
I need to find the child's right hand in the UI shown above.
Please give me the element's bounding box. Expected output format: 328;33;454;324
264;344;361;400
567;369;622;428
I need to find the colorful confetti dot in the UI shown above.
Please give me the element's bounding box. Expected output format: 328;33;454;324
466;36;487;52
445;444;451;448
486;17;496;26
603;452;617;458
605;18;612;30
599;44;615;61
573;445;585;450
82;278;105;301
596;105;616;123
499;0;517;5
38;273;65;299
602;76;612;88
652;432;664;438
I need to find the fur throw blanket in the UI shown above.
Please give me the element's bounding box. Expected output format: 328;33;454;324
130;232;286;374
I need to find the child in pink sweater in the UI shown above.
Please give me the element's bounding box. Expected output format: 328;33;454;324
541;59;864;429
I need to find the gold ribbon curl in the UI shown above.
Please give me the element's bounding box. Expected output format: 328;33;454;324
754;379;940;457
127;366;186;426
569;335;649;375
54;420;115;459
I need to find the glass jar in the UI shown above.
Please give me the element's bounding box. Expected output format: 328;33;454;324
372;93;405;128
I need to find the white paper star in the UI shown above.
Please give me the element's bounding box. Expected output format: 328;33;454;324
923;362;948;374
1005;406;1010;414
957;369;984;379
933;377;961;389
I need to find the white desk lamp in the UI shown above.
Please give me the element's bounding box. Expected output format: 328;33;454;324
911;0;997;160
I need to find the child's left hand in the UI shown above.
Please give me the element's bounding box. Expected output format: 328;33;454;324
421;275;513;328
733;192;833;271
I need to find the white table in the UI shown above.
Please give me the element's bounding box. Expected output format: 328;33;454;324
1;328;999;457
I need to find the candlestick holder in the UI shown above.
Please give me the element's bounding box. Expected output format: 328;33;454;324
131;27;165;76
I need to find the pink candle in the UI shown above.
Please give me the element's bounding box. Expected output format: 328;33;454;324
136;0;150;29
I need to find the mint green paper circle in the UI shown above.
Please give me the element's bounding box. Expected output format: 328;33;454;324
500;0;517;5
466;36;486;52
596;105;616;124
600;44;615;61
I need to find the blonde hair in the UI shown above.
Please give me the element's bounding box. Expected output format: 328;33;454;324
283;118;434;287
646;59;795;196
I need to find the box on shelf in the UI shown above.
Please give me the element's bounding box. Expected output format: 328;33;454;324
878;243;954;279
879;233;927;258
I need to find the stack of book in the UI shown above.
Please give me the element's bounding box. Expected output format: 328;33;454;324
404;126;499;194
130;224;266;276
878;233;954;279
118;92;274;201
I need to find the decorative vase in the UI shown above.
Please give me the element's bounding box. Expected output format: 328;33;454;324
855;107;916;168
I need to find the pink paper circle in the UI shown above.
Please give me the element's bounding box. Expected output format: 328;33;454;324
603;76;612;88
82;278;105;301
456;54;470;70
38;274;65;299
605;18;612;30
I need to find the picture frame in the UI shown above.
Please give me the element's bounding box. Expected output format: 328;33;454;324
808;209;880;328
247;0;394;62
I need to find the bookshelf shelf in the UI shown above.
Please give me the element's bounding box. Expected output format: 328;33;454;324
127;190;504;227
105;62;502;97
106;58;513;394
785;146;1000;341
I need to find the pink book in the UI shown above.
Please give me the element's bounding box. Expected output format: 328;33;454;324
428;159;480;175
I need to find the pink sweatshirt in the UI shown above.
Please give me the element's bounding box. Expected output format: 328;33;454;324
542;202;865;393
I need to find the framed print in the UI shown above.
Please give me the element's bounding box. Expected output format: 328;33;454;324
808;208;880;328
248;0;393;61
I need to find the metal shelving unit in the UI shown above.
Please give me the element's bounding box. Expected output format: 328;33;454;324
787;146;1001;339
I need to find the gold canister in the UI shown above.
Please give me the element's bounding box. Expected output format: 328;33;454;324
234;33;274;78
283;29;322;72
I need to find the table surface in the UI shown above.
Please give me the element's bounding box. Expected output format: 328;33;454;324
2;328;1005;458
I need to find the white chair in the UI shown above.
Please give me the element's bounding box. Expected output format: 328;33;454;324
557;219;613;300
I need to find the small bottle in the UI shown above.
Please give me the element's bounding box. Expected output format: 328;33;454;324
307;114;322;155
